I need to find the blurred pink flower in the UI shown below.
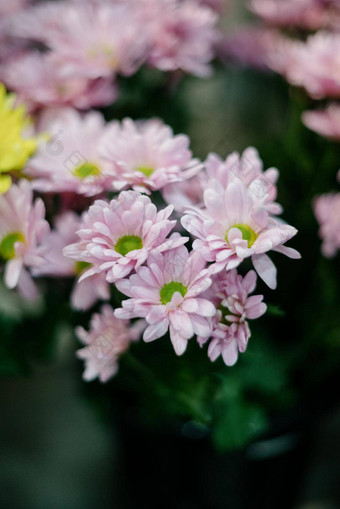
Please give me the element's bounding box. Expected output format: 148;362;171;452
272;32;340;99
303;104;340;140
0;0;31;17
0;180;49;298
64;191;187;283
34;211;109;310
1;52;117;111
26;107;116;197
115;244;215;355
76;305;142;383
142;0;218;76
217;26;283;72
27;2;147;79
100;118;201;193
314;192;340;257
249;0;337;30
181;177;300;289
198;270;266;366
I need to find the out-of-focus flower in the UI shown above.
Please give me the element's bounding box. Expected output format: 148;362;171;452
26;107;116;197
17;2;147;79
1;52;117;111
100;118;201;193
0;180;49;298
142;0;218;77
64;191;187;283
198;270;266;366
217;26;283;72
181;176;300;289
0;84;37;193
272;32;340;99
302;104;340;140
249;0;339;31
115;244;215;355
0;0;31;17
34;212;109;310
314;192;340;257
76;305;142;383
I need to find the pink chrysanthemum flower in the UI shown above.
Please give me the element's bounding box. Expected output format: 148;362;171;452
64;191;187;283
141;0;218;77
1;52;117;111
181;177;300;289
76;305;142;383
162;172;207;213
272;32;340;99
198;270;266;366
0;180;49;298
249;0;336;30
303;105;340;141
314;192;340;257
204;147;282;215
32;2;147;79
100;118;201;193
34;212;109;310
26;108;116;197
115;244;216;355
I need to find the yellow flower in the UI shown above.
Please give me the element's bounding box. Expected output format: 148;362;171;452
0;83;37;193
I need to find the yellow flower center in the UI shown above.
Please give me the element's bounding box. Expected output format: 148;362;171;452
136;166;154;177
225;224;257;248
0;231;25;260
73;162;101;179
160;282;187;305
115;235;143;256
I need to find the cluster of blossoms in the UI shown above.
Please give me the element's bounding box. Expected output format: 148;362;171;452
216;0;340;261
0;75;300;381
0;0;221;111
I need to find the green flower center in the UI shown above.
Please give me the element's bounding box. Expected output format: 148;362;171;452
160;281;187;305
115;235;143;256
75;261;91;275
218;304;233;326
136;166;154;177
225;224;257;248
0;232;25;260
73;162;101;179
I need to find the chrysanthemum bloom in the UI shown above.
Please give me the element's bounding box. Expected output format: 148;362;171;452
21;2;147;79
76;305;142;383
303;105;340;141
271;32;340;99
314;193;340;257
0;84;37;193
115;244;216;355
162;172;207;213
34;212;109;310
100;118;201;193
198;270;266;366
141;0;218;77
26;107;116;197
64;191;187;283
1;52;117;111
181;178;300;289
204;148;282;215
0;180;49;298
249;0;335;30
